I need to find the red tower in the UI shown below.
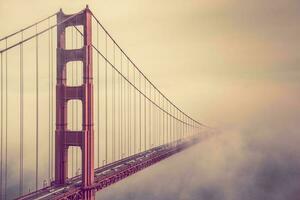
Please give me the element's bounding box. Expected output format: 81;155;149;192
55;6;94;188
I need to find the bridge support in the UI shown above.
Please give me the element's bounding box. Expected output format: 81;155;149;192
55;6;94;190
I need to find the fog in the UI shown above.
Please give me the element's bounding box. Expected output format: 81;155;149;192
96;98;300;200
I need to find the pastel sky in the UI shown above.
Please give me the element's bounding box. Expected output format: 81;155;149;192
1;0;299;127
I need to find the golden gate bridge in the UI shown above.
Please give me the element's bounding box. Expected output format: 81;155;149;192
0;6;213;200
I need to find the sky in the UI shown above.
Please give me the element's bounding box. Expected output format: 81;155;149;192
0;0;300;199
1;0;300;127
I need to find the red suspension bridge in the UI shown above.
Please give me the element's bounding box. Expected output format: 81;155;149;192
0;6;212;200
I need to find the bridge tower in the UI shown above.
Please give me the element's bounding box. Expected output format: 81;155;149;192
55;6;94;191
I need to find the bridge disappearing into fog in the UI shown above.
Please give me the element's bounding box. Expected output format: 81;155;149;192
0;6;212;199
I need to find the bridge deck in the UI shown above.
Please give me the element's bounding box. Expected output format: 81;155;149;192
17;137;201;200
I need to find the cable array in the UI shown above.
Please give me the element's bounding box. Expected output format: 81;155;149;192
0;10;85;199
73;11;208;165
0;7;211;199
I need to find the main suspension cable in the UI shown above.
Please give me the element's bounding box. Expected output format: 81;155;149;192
0;10;84;54
90;12;206;129
73;27;199;128
0;12;58;42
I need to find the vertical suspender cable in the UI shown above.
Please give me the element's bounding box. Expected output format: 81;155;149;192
133;68;136;154
189;118;190;137
182;113;183;140
172;107;176;142
175;110;177;143
126;61;128;156
158;93;160;145
183;115;184;139
173;107;176;141
188;119;190;137
181;112;185;139
179;111;183;140
176;110;177;143
120;53;123;158
181;114;183;140
157;94;158;146
158;95;160;146
118;51;121;159
169;103;171;144
188;117;190;136
162;98;164;145
149;84;151;148
35;24;39;191
48;18;51;182
118;52;121;159
154;92;157;146
183;114;184;139
187;118;191;137
158;94;160;146
170;105;172;143
169;104;171;143
160;97;161;145
50;27;54;180
171;106;173;143
176;109;180;142
4;39;8;199
127;59;130;156
180;113;182;140
193;121;194;136
139;72;141;152
173;107;175;143
166;102;168;145
157;93;159;145
174;108;176;142
185;116;187;138
154;93;160;146
0;52;3;199
154;90;159;146
19;30;24;195
191;119;192;137
158;93;159;145
153;90;156;146
97;24;100;167
183;115;185;139
112;43;116;161
144;78;146;151
105;33;108;164
179;112;181;141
